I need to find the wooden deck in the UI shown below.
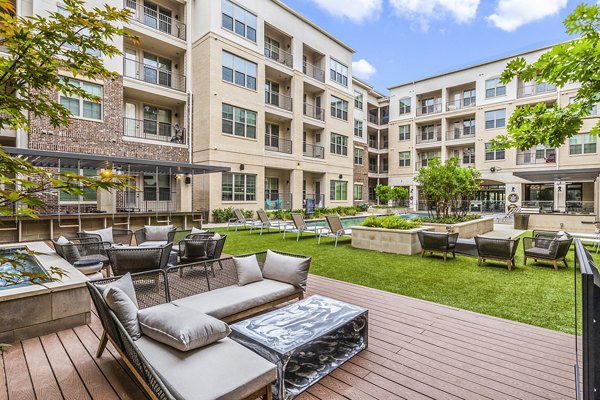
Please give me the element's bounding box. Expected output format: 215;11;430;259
0;275;579;400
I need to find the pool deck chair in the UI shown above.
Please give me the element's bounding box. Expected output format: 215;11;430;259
253;209;292;235
227;209;260;231
283;213;321;241
318;214;352;247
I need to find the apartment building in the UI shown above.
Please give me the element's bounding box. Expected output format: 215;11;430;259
386;45;600;215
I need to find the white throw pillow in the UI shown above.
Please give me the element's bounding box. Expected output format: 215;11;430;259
85;227;114;243
191;227;207;234
104;286;141;340
95;273;139;308
56;235;70;245
212;232;221;240
233;254;264;286
144;225;174;241
261;250;311;289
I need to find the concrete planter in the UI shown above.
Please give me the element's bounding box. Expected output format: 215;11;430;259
421;217;494;239
351;226;434;255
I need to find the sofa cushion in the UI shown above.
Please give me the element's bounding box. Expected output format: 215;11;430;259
233;254;263;286
172;279;299;320
525;247;552;258
96;273;139;308
138;241;168;247
61;244;80;263
135;336;275;400
261;250;311;289
84;227;114;243
104;286;141;340
145;225;173;241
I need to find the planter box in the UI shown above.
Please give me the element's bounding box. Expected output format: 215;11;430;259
422;217;494;239
352;226;434;255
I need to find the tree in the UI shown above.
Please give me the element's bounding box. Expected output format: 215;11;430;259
492;3;600;150
374;184;393;205
390;186;408;206
414;157;481;218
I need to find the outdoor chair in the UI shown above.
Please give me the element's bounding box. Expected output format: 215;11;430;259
417;231;459;261
283;212;321;241
52;236;109;274
106;243;173;276
134;225;176;247
178;234;227;276
77;227;133;246
227;209;261;231
253;209;291;235
318;215;352;247
523;236;573;270
474;236;520;271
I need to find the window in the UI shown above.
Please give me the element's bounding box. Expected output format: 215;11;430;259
58;6;101;57
222;173;256;201
570;133;597;155
59;168;97;202
221;0;256;41
330;133;348;155
463;118;476;135
264;37;280;60
222;104;257;138
330;180;347;201
463;89;476;106
354;119;363;137
143;52;173;87
330;96;348;120
143;105;172;137
485;109;506;129
462;147;475;164
329;58;348;86
398;125;410;141
420;124;439;141
353;184;363;201
354;148;363;165
420;151;437;167
399;151;411;167
399;97;411;115
59;78;102;120
222;51;257;90
143;174;171;201
354;90;363;109
421;97;439;114
485;143;505;160
570;97;598;115
485;78;506;98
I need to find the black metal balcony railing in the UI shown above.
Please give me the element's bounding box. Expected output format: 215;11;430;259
417;101;443;116
522;200;555;212
446;128;475;140
264;193;292;210
368;114;379;125
264;47;293;68
303;103;325;121
265;90;293;111
265;134;292;154
516;152;556;165
368;139;378;149
303;61;325;83
123;117;186;144
125;0;186;40
123;58;186;92
446;97;476;111
517;83;557;98
303;142;325;159
416;131;442;144
123;190;178;213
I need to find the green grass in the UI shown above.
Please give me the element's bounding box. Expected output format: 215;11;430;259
217;227;591;334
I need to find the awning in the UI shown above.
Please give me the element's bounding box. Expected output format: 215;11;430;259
3;147;230;175
513;168;600;182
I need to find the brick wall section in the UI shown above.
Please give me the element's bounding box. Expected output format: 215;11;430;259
353;142;369;205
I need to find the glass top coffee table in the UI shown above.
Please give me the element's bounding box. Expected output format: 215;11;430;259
230;294;368;400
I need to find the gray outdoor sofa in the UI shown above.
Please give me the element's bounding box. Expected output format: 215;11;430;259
88;250;311;400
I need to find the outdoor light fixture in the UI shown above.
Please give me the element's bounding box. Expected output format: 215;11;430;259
185;174;192;184
99;168;115;179
339;174;343;179
511;187;515;192
240;164;245;171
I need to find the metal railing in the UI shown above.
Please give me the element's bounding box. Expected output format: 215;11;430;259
417;200;505;213
264;47;293;68
303;142;324;159
446;129;475;140
368;139;378;149
368;114;379;125
303;61;325;83
123;191;178;213
516;152;556;165
123;58;186;92
265;134;292;154
416;130;442;144
264;193;292;210
517;83;557;98
521;200;554;211
303;103;324;121
125;0;186;40
566;201;595;214
123;117;186;144
265;90;293;111
417;101;442;116
446;97;476;111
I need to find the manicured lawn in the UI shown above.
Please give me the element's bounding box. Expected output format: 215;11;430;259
217;227;588;334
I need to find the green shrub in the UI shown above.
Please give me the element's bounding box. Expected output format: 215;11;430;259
211;207;253;223
360;216;421;230
415;214;480;224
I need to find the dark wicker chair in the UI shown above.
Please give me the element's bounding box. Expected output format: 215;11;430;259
134;227;176;247
106;243;173;276
178;235;227;277
417;231;459;261
185;231;215;239
474;236;520;271
52;237;110;272
523;236;573;270
77;228;133;246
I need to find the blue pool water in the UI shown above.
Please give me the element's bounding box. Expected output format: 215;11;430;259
0;247;49;290
308;214;421;229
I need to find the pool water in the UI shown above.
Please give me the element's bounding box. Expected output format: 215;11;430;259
308;214;421;229
0;247;49;290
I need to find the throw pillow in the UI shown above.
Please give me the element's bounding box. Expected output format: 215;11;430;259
144;225;174;241
138;303;230;351
212;232;221;240
233;254;264;286
104;286;141;340
261;250;311;288
56;235;70;245
95;273;139;308
84;227;114;243
190;227;207;234
61;243;80;264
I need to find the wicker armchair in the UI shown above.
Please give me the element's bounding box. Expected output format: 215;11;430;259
106;243;173;276
417;231;459;261
134;227;176;247
52;237;109;269
523;236;573;270
77;228;133;246
474;236;520;271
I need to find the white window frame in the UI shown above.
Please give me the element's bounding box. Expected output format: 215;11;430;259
354;147;363;165
59;78;103;121
399;151;411;167
330;180;347;201
330;96;348;120
399;125;410;141
484;143;505;160
354;119;363;137
221;0;257;42
485;77;506;98
221;103;257;138
329;58;348;86
222;51;257;90
330;133;348;156
570;133;597;155
485;109;506;129
399;97;411;115
222;173;257;201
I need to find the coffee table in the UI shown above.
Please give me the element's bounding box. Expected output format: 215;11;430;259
230;294;368;400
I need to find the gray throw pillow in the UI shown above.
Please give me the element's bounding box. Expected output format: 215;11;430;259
95;273;139;308
84;227;114;243
261;250;311;289
138;303;230;351
233;254;264;286
61;243;80;263
144;225;173;241
104;286;141;340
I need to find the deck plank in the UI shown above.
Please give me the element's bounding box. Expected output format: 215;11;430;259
3;344;35;400
0;348;8;400
21;338;62;400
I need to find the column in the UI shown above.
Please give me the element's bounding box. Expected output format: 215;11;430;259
97;189;116;213
176;175;193;212
289;168;304;210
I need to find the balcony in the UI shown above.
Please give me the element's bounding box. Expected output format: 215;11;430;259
303;61;325;83
303;142;325;159
517;83;557;98
265;134;292;154
446;128;475;141
125;0;186;41
516;152;556;165
303;103;325;121
446;97;476;111
123;58;186;92
416;131;442;144
368;114;379;125
264;47;293;68
417;101;442;116
123;117;186;144
265;90;293;112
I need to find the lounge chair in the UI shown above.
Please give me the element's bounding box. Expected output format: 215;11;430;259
283;212;321;241
106;243;173;276
252;209;291;235
134;225;176;247
474;236;520;271
417;231;458;261
178;234;227;274
52;236;109;276
318;215;351;247
77;227;133;246
523;235;573;270
227;209;260;231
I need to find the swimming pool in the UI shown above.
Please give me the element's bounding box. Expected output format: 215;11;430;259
308;213;422;229
0;247;49;290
